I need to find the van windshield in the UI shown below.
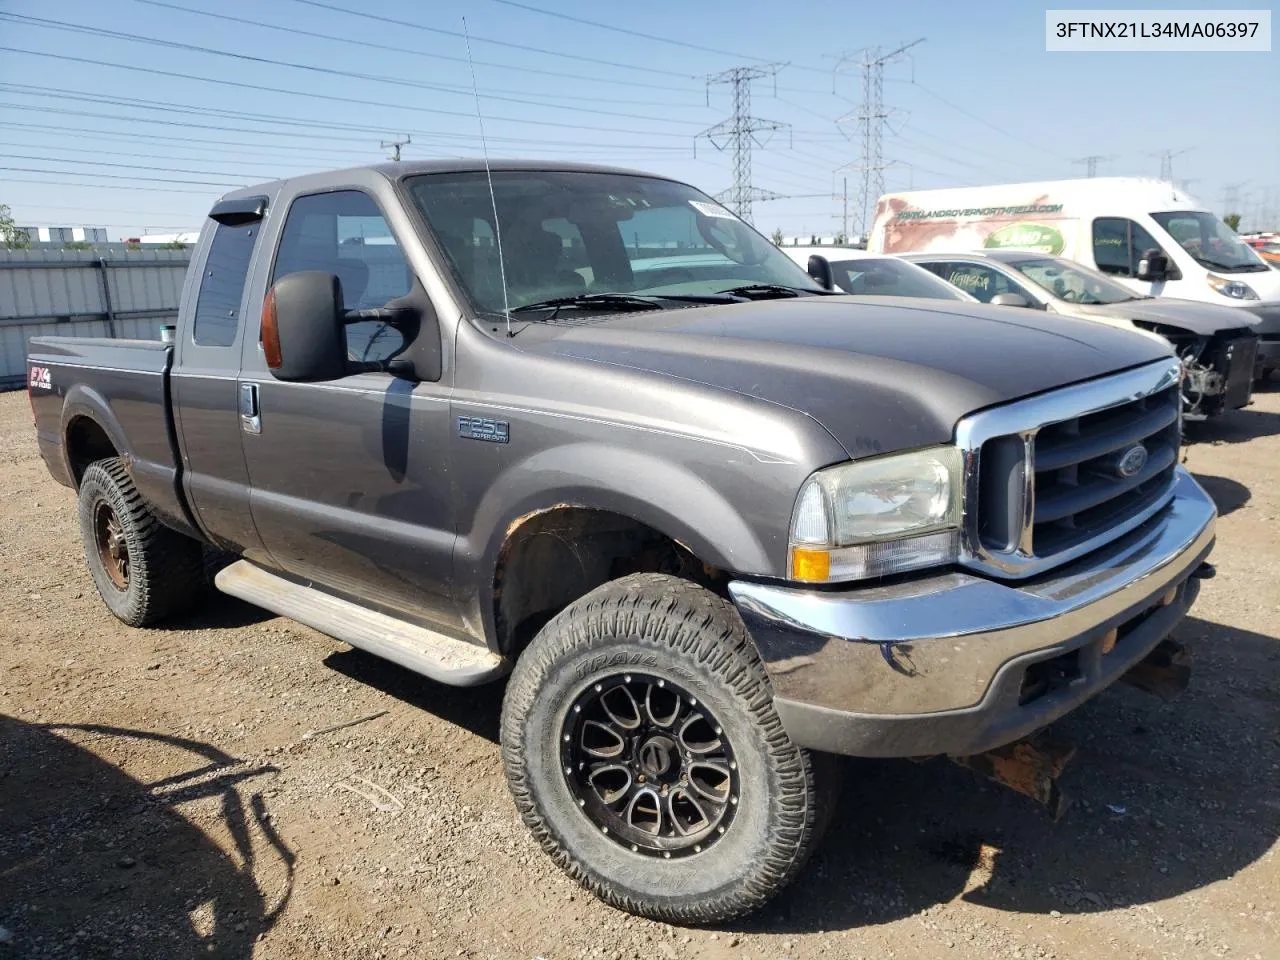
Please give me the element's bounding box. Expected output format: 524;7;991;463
405;171;824;315
1009;257;1139;305
1151;211;1269;273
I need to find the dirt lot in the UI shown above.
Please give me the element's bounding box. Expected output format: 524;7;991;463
1;386;1277;960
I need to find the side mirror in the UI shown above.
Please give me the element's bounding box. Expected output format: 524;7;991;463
1136;248;1169;282
262;271;348;382
806;254;834;290
989;292;1030;308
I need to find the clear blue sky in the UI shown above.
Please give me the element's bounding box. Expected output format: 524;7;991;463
0;0;1276;240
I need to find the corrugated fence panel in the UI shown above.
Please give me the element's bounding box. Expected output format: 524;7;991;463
0;246;190;388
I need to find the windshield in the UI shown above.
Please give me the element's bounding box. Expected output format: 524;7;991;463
1151;210;1269;273
1009;257;1140;305
827;257;969;300
405;171;823;314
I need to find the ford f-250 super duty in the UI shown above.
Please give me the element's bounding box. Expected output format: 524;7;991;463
27;161;1217;923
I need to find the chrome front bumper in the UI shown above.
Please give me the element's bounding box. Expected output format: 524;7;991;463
729;467;1217;758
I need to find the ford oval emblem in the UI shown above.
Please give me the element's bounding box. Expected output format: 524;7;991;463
1117;443;1149;478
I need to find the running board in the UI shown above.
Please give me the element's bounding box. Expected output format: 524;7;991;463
214;560;508;687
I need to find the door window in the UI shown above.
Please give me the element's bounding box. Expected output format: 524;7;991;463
272;191;414;362
1091;217;1175;278
193;221;259;347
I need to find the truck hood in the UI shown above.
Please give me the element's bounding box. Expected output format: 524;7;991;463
1063;297;1259;336
528;296;1171;457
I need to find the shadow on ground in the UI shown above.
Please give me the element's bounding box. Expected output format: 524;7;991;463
323;647;505;744
0;718;291;959
729;614;1280;934
1185;403;1280;444
310;608;1279;938
1191;472;1251;517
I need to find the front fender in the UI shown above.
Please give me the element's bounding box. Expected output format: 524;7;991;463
454;441;787;647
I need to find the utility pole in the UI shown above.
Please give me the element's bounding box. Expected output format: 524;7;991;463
834;39;924;236
698;65;790;224
1072;154;1113;178
380;135;412;161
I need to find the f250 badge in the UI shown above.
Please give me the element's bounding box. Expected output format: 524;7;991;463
28;366;52;391
457;415;509;444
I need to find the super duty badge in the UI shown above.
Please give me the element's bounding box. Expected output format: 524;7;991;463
457;415;509;444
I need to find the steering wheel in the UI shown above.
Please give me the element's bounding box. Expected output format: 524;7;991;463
1059;289;1080;302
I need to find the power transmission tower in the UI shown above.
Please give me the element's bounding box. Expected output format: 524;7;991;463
1072;154;1113;177
380;135;412;161
1222;180;1247;215
698;65;790;224
1147;147;1188;182
834;39;924;236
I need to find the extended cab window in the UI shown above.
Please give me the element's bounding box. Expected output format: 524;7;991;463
193;221;259;347
1092;218;1175;279
272;191;413;363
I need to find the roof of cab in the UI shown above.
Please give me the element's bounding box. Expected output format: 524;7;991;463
211;159;675;206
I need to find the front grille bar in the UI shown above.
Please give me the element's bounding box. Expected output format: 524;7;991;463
955;358;1182;580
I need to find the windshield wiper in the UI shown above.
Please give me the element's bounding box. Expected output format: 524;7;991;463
510;293;667;315
1197;258;1267;273
715;283;828;300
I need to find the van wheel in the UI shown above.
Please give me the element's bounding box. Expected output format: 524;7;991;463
500;573;836;923
78;458;204;627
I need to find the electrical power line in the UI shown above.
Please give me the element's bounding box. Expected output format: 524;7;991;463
130;0;699;96
288;0;695;79
0;47;701;139
0;166;242;187
0;15;710;127
908;80;1061;158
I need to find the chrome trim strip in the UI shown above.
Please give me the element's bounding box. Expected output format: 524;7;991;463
955;357;1182;579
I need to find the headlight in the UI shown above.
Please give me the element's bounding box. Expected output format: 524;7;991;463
788;446;963;583
1206;273;1259;300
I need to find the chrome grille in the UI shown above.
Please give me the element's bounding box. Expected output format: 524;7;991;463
1031;384;1180;556
955;358;1183;579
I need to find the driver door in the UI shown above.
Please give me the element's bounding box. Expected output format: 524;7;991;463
238;188;462;633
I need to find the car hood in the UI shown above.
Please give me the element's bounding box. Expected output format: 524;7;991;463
1065;297;1259;335
524;296;1171;457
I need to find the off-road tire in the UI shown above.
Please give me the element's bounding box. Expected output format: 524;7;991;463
78;458;204;627
500;573;836;923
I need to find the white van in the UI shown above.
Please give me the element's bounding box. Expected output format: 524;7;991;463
868;177;1280;378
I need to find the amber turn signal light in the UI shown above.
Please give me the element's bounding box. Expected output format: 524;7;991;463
261;287;282;369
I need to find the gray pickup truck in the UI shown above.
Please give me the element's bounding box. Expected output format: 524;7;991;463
27;161;1218;923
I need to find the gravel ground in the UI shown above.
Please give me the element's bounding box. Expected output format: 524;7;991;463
1;385;1277;960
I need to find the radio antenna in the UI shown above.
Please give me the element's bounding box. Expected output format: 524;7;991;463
462;17;512;336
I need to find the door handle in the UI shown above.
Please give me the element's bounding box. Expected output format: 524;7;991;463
239;382;261;435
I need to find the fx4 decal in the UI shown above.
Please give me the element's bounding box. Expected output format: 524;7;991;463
28;366;52;391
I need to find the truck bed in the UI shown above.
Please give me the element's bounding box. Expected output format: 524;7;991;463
27;336;195;535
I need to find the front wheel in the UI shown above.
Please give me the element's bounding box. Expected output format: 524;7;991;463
500;573;835;923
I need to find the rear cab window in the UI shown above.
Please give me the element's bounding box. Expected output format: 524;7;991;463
193;222;260;347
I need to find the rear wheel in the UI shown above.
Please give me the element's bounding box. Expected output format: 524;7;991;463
500;573;836;923
78;458;204;627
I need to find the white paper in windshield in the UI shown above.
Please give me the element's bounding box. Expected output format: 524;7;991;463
689;200;737;220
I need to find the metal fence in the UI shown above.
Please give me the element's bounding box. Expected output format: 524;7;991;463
0;246;191;389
